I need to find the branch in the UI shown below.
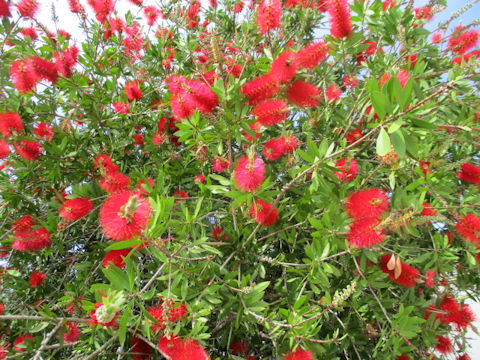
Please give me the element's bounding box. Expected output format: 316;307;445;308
32;320;64;360
0;315;89;323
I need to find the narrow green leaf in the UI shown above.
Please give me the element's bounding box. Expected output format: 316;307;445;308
376;128;391;156
391;130;406;158
371;91;387;120
118;301;133;345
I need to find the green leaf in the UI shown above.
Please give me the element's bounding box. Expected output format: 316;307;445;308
404;133;418;158
412;118;437;129
376;128;391;156
118;301;133;345
371;91;387;120
391;130;406;158
105;239;143;251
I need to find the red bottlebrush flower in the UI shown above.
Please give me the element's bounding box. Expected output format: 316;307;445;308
131;335;152;360
170;95;195;121
55;45;79;78
257;0;282;35
420;160;432;175
383;0;396;11
14;140;43;161
0;112;24;138
125;80;143;101
0;302;3;315
137;178;155;195
347;218;386;248
327;0;353;38
194;174;206;184
16;0;39;18
133;134;145;146
379;254;420;287
241;74;280;105
10;59;37;94
212;226;228;241
0;245;10;258
253;99;288;126
127;0;142;5
13;334;34;351
34;123;55;141
12;215;35;233
420;202;437;217
448;26;479;55
90;0;114;23
458;354;471;360
231;341;248;355
29;271;46;287
452;50;480;65
0;0;11;17
99;170;131;193
29;57;58;83
456;213;480;246
326;84;342;102
95;154;119;172
158;335;208;360
144;6;160;26
343;75;359;89
101;248;131;268
68;0;85;13
269;51;298;83
113;102;131;114
413;6;433;22
173;190;188;199
184;79;219;114
283;135;298;153
432;32;443;44
0;142;10;157
234;155;266;192
60;198;94;221
334;158;358;182
212;156;231;173
397;69;410;88
345;188;389;220
457;163;480;186
405;54;417;67
89;302;118;327
12;227;51;251
63;322;80;343
283;348;313;360
287;80;321;107
235;1;244;13
148;302;188;331
263;137;286;161
99;190;151;241
435;336;452;354
425;270;436;287
21;27;38;39
440;295;475;331
249;199;278;227
296;40;329;70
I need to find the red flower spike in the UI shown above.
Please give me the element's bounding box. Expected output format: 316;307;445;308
326;84;342;102
257;0;282;35
14;140;43;161
131;335;152;360
420;202;437;217
34;123;55;141
269;51;298;83
101;248;131;268
113;102;131;114
397;355;410;360
99;170;131;193
347;218;386;248
231;341;248;355
10;60;37;94
89;302;118;327
334;158;358;182
99;191;151;241
458;354;471;360
29;271;46;287
63;322;80;343
13;334;34;352
296;40;329;70
283;136;298;153
327;0;353;39
457;163;480;186
249;199;278;227
12;226;51;251
144;6;160;26
283;348;313;360
194;174;206;184
253;99;288;126
234;155;265;192
0;0;11;17
68;0;84;13
16;0;39;18
263;137;286;161
379;255;420;287
60;198;93;221
456;213;480;246
158;335;208;360
435;335;452;354
345;188;389;220
137;178;155;195
21;27;38;40
346;129;362;145
95;154;119;172
30;57;58;83
241;74;280;105
425;270;436;287
0;112;24;139
125;80;143;101
212;156;231;173
0;303;4;315
55;46;79;78
448;26;480;55
287;80;321;107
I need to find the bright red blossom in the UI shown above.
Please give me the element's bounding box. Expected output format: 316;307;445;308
29;271;46;287
158;335;208;360
10;59;37;94
99;170;131;193
347;218;386;248
296;40;329;70
327;0;352;38
0;112;23;139
63;322;80;343
456;213;480;245
263;137;286;161
60;198;93;221
435;335;452;354
125;80;143;101
380;254;420;287
101;248;131;268
148;302;188;331
457;163;480;187
334;158;358;182
420;202;437;217
241;74;280;105
249;199;278;227
99;190;151;241
13;334;33;352
257;0;282;35
269;51;298;83
287;80;321;107
14;140;43;161
253;99;288;126
345;188;389;220
234;155;265;192
448;26;480;55
283;348;313;360
16;0;39;18
34;123;55;141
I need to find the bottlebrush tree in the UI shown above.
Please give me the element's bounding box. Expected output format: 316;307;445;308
1;0;480;359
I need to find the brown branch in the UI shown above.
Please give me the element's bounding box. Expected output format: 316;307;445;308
0;315;89;323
